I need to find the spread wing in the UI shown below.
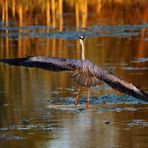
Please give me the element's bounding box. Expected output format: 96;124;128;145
0;56;82;72
95;67;148;101
1;57;148;102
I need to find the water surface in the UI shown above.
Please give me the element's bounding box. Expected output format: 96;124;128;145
0;1;148;148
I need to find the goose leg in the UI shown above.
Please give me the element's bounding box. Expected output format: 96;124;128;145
86;89;90;109
75;88;80;108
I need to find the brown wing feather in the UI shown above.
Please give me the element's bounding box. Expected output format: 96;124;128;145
0;57;80;71
96;69;148;101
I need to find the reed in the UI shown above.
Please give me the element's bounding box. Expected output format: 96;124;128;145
0;0;147;28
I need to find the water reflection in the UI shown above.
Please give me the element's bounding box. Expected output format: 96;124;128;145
1;105;148;148
0;0;148;148
47;109;148;148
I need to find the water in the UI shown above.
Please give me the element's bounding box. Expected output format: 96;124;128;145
0;1;148;148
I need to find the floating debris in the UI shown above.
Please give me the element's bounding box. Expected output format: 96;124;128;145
104;121;112;125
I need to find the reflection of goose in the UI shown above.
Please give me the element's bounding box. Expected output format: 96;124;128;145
0;36;148;108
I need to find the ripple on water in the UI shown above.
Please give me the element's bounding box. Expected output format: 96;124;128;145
0;123;60;132
48;95;147;105
124;67;148;70
127;119;148;127
131;58;148;63
96;107;137;112
1;24;147;39
0;133;25;141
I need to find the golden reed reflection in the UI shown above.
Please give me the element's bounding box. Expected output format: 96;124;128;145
0;0;147;58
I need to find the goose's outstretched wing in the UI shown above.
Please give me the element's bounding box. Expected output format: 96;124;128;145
1;57;148;102
95;67;148;102
0;57;81;71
